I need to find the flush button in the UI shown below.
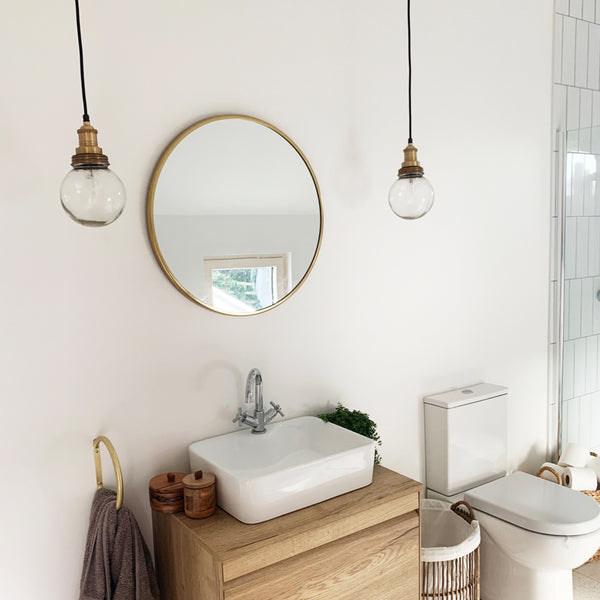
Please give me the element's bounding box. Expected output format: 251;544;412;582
461;389;474;394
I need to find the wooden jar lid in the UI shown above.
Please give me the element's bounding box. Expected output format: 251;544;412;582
183;470;216;489
150;471;187;495
149;472;187;513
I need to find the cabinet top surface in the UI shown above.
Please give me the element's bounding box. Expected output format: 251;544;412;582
171;465;422;561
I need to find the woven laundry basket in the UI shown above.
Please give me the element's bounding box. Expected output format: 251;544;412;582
537;461;600;564
421;499;480;600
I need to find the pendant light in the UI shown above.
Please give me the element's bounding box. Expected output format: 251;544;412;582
60;0;125;227
388;0;434;220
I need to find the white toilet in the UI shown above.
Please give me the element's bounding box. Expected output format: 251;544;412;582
424;383;600;600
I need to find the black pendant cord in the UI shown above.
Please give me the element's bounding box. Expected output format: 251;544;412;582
407;0;413;144
75;0;90;122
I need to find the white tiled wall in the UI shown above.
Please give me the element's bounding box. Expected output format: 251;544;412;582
553;0;600;454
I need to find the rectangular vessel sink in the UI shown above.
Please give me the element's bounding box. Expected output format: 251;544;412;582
189;415;375;524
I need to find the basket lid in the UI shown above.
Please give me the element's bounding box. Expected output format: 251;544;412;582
183;470;215;489
465;472;600;535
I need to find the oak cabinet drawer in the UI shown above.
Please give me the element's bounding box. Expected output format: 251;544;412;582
224;511;419;600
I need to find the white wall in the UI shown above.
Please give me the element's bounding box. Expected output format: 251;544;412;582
0;1;552;598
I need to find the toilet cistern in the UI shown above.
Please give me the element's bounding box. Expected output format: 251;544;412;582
233;368;284;434
424;383;600;600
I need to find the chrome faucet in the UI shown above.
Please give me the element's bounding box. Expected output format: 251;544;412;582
233;368;284;434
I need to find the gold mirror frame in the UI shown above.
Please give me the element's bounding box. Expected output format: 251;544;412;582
146;115;323;316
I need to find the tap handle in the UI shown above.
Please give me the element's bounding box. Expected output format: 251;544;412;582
232;407;244;424
270;401;284;417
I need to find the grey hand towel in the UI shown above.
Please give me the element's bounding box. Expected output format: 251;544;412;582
80;488;159;600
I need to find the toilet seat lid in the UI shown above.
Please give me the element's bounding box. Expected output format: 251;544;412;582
464;471;600;535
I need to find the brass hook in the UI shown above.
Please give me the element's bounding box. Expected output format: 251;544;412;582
93;436;124;511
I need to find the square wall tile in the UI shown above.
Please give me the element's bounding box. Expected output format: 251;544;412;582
597;0;600;22
556;0;570;15
572;0;584;18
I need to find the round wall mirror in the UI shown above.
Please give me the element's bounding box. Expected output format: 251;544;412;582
147;115;323;315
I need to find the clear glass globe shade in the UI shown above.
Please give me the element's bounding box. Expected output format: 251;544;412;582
388;175;434;220
60;166;126;227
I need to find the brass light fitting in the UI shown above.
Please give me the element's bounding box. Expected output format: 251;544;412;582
397;143;424;178
71;121;109;168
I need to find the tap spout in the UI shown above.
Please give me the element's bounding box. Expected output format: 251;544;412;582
245;368;263;412
235;368;282;434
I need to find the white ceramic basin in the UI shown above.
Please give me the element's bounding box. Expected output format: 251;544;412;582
189;415;375;523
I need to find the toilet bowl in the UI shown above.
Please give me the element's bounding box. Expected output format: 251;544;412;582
424;383;600;599
464;471;600;600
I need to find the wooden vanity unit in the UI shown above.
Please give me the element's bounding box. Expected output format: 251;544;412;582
152;465;423;600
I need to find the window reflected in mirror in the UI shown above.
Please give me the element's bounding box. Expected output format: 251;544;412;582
204;253;291;313
146;115;322;315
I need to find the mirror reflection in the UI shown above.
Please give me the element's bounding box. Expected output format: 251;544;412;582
147;115;322;315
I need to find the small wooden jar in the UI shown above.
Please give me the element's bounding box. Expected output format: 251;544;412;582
183;470;216;519
149;472;187;513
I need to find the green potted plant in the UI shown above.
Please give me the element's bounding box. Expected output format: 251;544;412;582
318;404;382;464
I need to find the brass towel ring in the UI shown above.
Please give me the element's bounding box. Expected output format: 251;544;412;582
93;436;124;511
